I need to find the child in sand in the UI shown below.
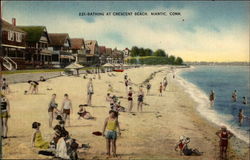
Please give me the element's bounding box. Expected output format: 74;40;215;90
102;110;121;157
31;122;49;149
77;105;95;120
107;84;114;93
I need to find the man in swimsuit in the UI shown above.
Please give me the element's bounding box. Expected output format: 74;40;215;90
102;110;121;158
216;126;234;160
61;94;72;126
1;94;10;138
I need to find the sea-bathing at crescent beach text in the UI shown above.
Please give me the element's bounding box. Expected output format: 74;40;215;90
79;11;181;16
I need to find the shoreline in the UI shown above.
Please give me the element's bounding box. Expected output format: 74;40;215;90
176;66;249;159
2;65;249;159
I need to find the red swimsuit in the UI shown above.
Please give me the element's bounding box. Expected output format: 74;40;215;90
220;131;228;147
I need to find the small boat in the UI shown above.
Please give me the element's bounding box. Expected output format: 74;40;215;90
113;69;124;72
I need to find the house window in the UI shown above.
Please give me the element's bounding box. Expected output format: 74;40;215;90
52;54;59;61
16;32;22;42
8;31;15;41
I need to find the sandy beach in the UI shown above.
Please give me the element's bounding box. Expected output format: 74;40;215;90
2;66;249;160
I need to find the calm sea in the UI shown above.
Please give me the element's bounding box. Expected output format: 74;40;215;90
178;65;250;143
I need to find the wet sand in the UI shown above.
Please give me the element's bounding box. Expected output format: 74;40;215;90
2;66;249;159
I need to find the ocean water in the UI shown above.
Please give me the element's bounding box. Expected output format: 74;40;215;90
178;65;250;143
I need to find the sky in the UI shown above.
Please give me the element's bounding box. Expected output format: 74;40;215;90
2;1;250;62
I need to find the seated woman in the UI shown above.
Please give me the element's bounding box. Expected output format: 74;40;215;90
31;122;49;149
77;105;95;120
175;136;203;156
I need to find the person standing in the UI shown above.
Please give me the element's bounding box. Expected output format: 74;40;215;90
163;77;168;91
137;86;144;112
1;78;9;94
87;78;94;106
232;90;237;102
146;82;151;95
238;109;246;126
48;94;59;128
102;110;121;158
216;126;234;160
209;90;215;107
61;94;72;126
159;82;163;96
124;79;129;92
128;87;133;112
124;73;128;81
1;94;10;138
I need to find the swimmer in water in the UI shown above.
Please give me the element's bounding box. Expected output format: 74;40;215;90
231;90;237;102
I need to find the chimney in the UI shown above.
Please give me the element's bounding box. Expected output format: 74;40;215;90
12;18;16;26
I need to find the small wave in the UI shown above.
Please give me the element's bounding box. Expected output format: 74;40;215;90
176;72;249;144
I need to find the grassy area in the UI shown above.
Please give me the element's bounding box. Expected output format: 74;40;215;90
1;67;98;75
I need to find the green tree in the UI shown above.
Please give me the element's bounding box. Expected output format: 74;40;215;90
168;55;176;64
153;49;167;57
144;48;153;56
138;48;145;56
175;57;183;65
131;46;139;57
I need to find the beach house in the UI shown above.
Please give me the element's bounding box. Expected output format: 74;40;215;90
1;18;27;70
112;48;124;64
17;24;52;69
48;33;74;68
85;40;99;66
70;38;87;65
98;46;107;64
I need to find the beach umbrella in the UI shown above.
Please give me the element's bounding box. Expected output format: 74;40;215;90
65;63;84;69
102;63;113;72
65;63;85;76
